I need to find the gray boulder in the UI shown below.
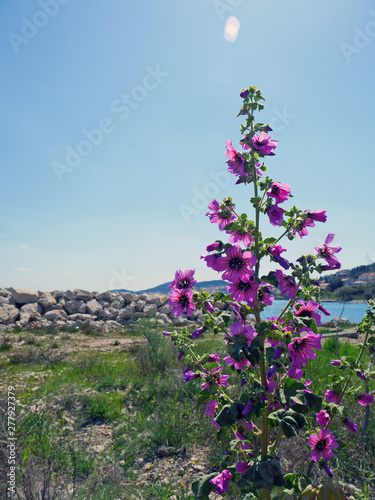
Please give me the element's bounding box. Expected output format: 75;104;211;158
43;310;68;321
96;290;112;301
38;292;57;310
13;289;38;305
64;300;86;315
0;304;19;324
74;289;93;301
86;299;102;316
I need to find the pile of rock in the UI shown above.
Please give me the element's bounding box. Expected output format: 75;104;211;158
0;288;233;332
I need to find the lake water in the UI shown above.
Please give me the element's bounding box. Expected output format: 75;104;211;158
260;300;369;324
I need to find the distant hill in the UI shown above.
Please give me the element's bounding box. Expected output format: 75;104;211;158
112;279;229;295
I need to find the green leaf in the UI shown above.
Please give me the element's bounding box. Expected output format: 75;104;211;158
215;405;236;427
266;347;276;364
192;473;217;499
229;401;245;420
261;271;279;288
304;392;322;412
196;389;211;408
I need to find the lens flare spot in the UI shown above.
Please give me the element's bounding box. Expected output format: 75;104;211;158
224;16;240;42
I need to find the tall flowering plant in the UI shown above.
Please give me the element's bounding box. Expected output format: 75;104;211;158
164;86;375;500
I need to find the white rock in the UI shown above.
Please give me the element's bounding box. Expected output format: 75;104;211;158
0;305;19;324
43;310;68;321
13;289;38;304
144;303;157;316
86;299;102;316
38;291;56;310
73;289;93;301
135;300;146;312
96;290;112;301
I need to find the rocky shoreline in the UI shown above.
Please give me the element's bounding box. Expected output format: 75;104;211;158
0;287;230;332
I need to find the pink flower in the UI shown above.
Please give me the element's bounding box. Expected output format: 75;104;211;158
267;182;290;204
225;140;246;177
316;410;330;428
258;282;274;305
168;269;196;290
288;332;323;369
228;321;257;346
315;234;342;269
307;429;339;462
325;389;341;404
227;228;254;247
275;270;297;299
293;300;322;326
209;470;232;495
269;245;289;270
252;132;278;156
201;367;229;391
205;400;220;430
227;275;259;305
206;199;236;231
216;245;257;283
169;289;196;317
287;367;304;380
266;204;285;227
224;355;251;370
343;418;358;433
357;394;374;406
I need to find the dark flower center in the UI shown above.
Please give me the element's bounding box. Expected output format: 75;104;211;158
230;257;243;270
179;296;189;307
315;438;328;451
181;279;190;288
238;281;250;291
271;185;279;194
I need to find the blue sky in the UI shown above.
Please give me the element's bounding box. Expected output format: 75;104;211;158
1;0;375;292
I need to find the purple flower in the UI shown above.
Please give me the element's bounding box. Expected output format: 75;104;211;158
183;366;199;383
288;332;323;369
275;270;298;299
322;463;333;477
191;326;207;338
227;275;259;305
224;355;252;370
216;245;257;283
206;241;222;252
267;182;290;204
162;331;172;337
206;199;236;231
236;462;250;474
242;398;254;416
319;304;331;316
293;217;316;238
169;289;196;317
178;351;184;360
331;359;342;367
201;253;221;272
169;269;196;290
240;89;249;98
356;370;367;381
266;205;285;227
315;234;342;268
316;410;331;428
287;367;304;380
305;209;327;223
252;132;278;156
343;418;358;433
293;300;322;326
269;245;289;270
357;394;374;406
258;282;274;305
307;429;339;462
201;367;229;391
228;321;256;346
227;228;254;247
267;364;279;378
209;470;232;495
225;140;247;177
205;302;215;314
325;389;341;404
208;353;220;362
205;400;220;430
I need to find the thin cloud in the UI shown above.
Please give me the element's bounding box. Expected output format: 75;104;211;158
63;271;75;275
13;267;30;272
